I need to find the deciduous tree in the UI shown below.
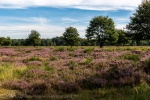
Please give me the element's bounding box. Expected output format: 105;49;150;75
86;16;118;47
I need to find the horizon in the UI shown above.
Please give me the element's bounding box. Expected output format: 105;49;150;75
0;0;141;39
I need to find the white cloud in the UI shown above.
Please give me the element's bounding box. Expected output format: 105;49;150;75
0;0;141;10
0;24;86;39
61;17;78;22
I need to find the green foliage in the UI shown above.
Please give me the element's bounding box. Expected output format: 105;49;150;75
127;1;150;45
116;29;129;46
49;56;57;61
81;58;93;65
26;30;41;47
23;57;42;63
123;54;140;62
0;63;27;80
54;47;65;52
86;16;118;47
68;60;78;70
83;48;94;54
142;58;150;74
67;47;76;51
69;52;74;56
63;27;80;47
0;37;12;46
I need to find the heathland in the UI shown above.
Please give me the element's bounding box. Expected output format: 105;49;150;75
0;46;150;99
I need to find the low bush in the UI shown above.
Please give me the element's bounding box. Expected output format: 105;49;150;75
54;47;65;52
81;58;93;65
23;57;42;63
55;81;80;93
68;60;78;70
105;66;142;87
123;54;140;62
25;80;48;95
49;56;57;61
83;48;94;54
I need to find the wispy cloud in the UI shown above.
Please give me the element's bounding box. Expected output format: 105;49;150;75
0;0;141;10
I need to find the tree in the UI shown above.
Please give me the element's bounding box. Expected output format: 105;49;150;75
126;1;150;45
86;16;118;47
26;30;41;47
116;29;129;46
0;37;12;46
52;36;64;46
63;27;80;47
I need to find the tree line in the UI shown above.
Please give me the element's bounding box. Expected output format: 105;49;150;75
0;1;150;47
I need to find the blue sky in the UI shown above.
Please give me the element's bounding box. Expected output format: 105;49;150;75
0;0;141;39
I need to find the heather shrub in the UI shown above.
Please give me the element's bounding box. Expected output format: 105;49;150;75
68;60;78;70
23;57;42;63
3;80;29;90
55;81;80;93
12;93;27;100
123;54;140;62
49;56;57;61
44;66;54;71
81;58;93;65
25;80;48;95
83;48;94;54
79;77;107;89
25;50;32;53
67;47;76;51
24;69;49;78
54;47;65;52
27;61;42;66
69;52;74;57
141;58;150;74
105;66;142;87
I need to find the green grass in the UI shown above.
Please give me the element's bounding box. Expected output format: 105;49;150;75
0;63;27;81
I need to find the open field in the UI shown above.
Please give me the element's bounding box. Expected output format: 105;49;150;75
0;46;150;99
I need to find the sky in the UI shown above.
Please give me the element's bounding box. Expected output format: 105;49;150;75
0;0;141;39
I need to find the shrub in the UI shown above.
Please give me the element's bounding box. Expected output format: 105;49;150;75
141;58;150;74
67;47;76;51
68;60;78;70
123;54;140;62
49;56;57;61
69;52;74;57
54;47;65;52
55;81;80;93
23;57;42;63
105;66;142;87
3;80;29;90
83;48;94;54
80;78;106;89
81;58;93;65
25;80;48;95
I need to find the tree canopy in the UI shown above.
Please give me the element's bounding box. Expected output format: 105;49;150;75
86;16;118;47
63;27;80;47
126;1;150;45
26;30;41;47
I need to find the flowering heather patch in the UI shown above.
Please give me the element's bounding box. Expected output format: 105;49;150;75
1;57;14;62
27;61;42;66
0;48;18;56
3;80;29;90
0;46;150;98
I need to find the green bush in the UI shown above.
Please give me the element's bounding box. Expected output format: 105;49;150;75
123;54;140;62
81;58;93;65
49;56;57;61
54;47;65;52
23;57;42;63
68;60;78;70
83;48;94;54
